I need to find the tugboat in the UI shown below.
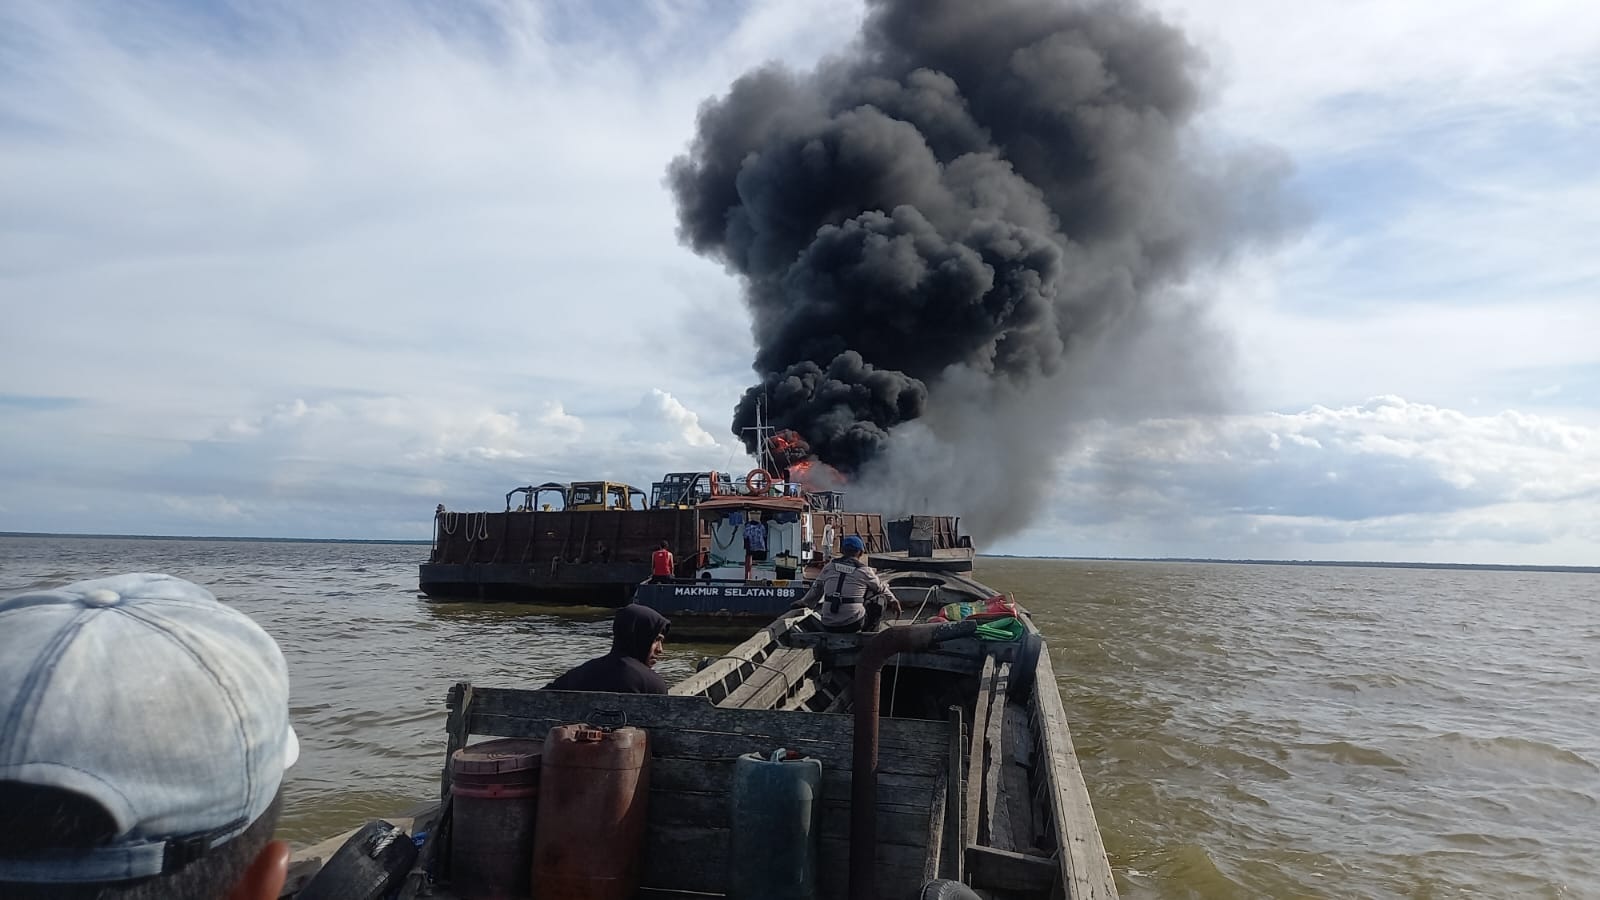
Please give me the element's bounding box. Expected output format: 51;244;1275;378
631;480;885;621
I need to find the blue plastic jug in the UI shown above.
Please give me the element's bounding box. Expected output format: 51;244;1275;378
728;749;823;900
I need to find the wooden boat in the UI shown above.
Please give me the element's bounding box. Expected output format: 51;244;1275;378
285;569;1116;900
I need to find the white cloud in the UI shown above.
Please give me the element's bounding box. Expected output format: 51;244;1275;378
1;0;1595;565
1019;397;1600;564
626;389;719;450
1158;0;1600;416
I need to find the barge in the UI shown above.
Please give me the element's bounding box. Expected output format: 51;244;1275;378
419;469;966;610
418;474;734;605
286;567;1118;900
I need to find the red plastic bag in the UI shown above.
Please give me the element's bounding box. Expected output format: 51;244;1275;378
929;594;1015;623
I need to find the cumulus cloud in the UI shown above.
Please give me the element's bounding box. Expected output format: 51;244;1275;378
0;0;858;446
625;389;719;450
0;388;745;538
2;0;1596;565
1147;0;1600;416
1028;397;1600;564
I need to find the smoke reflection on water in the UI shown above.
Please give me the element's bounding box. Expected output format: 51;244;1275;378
2;537;1596;898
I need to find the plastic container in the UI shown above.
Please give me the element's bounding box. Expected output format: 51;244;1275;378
532;724;651;900
728;749;823;900
451;738;543;899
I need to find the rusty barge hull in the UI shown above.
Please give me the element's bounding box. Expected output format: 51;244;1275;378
419;562;650;605
419;508;700;605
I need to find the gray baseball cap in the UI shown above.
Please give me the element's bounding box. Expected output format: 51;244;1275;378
0;573;298;884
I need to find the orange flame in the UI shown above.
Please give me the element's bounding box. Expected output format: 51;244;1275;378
765;429;846;491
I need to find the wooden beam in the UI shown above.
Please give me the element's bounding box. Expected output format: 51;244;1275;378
982;662;1014;851
1032;649;1119;899
454;687;949;773
1002;702;1039;851
832;648;984;676
945;704;964;882
720;646;816;710
965;844;1058;894
671;612;808;699
964;654;997;850
440;681;472;799
924;772;946;886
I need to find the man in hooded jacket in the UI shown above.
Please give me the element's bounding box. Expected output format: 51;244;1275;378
546;604;672;694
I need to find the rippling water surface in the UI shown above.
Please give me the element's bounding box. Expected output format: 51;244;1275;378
3;536;1596;898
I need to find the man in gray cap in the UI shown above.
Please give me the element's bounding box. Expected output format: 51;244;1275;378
0;573;299;900
791;534;899;632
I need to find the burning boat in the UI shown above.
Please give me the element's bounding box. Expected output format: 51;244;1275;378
631;485;891;620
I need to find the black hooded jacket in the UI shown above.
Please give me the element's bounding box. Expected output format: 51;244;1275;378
546;604;671;694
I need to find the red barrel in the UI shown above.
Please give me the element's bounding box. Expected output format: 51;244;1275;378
451;738;543;899
532;725;651;900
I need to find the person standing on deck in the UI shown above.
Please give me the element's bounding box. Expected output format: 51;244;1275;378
545;604;672;694
790;535;899;632
650;540;675;583
743;512;767;581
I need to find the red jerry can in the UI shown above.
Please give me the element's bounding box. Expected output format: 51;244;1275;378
531;724;651;899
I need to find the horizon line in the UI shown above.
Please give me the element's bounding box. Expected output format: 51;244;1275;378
2;531;1594;573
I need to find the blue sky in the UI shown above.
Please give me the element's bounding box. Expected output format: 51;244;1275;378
1;0;1597;565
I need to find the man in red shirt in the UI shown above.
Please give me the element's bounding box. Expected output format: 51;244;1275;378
650;541;675;583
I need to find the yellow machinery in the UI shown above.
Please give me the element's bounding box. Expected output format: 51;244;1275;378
567;481;647;511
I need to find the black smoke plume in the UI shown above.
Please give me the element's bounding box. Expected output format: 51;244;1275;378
670;0;1288;537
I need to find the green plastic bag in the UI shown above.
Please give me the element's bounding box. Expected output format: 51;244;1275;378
974;616;1024;642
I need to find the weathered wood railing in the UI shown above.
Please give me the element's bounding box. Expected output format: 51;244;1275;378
442;686;953;899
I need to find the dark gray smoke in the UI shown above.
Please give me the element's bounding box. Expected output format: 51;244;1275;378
670;0;1289;537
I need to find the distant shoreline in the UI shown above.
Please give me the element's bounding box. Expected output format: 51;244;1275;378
0;531;430;546
4;531;1592;573
981;554;1600;575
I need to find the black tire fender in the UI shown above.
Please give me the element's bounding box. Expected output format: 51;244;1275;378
296;819;418;900
921;878;982;900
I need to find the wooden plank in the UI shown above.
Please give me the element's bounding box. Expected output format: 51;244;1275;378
832;648;985;676
720;646;815;710
456;691;946;769
819;770;942;808
646;790;730;829
780;668;827;711
463;712;942;778
965;844;1058;894
945;704;964;882
1033;649;1119;899
440;682;472;799
817;838;930;900
645;757;937;815
1003;702;1040;852
924;772;946;885
983;663;1015;852
671;612;807;699
964;654;997;850
818;805;931;849
459;688;944;748
640;824;727;893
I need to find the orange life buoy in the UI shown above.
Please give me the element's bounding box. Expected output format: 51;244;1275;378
708;471;721;497
745;468;772;494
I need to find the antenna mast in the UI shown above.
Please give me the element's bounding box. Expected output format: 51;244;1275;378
740;397;777;475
